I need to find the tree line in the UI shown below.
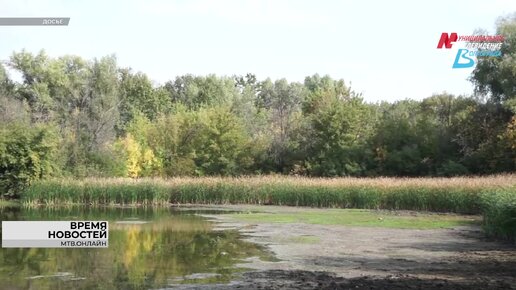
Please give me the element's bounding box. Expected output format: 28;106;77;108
0;16;514;196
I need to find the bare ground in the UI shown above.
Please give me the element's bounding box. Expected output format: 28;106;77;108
172;205;516;289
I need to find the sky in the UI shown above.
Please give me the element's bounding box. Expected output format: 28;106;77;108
0;0;515;102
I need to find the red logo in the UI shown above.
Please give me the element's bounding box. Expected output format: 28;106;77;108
437;33;457;49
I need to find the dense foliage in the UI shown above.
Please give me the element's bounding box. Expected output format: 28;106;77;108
0;16;515;192
0;123;58;197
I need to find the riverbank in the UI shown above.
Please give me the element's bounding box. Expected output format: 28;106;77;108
18;175;516;241
0;203;514;289
187;205;516;290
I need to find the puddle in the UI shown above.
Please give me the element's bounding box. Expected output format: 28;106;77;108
0;206;277;290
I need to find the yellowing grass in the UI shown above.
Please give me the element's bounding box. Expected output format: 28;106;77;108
29;174;514;189
22;175;514;210
21;174;516;241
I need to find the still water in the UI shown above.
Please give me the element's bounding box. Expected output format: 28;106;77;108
0;206;275;290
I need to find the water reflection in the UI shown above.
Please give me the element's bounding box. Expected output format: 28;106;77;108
0;206;274;290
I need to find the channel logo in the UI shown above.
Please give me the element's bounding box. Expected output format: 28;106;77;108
437;32;504;68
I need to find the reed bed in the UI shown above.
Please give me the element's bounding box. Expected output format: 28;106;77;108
20;175;516;241
21;175;514;211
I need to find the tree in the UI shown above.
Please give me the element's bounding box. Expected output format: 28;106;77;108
303;74;352;114
117;69;171;133
9;51;121;175
3;31;515;180
453;101;515;173
302;96;373;176
470;14;516;107
0;63;12;95
466;14;516;173
164;75;239;109
0;123;59;196
256;78;304;172
192;106;254;175
9;50;56;123
419;94;472;173
0;64;30;124
114;133;160;178
371;100;430;176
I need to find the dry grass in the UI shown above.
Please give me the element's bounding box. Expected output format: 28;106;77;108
22;175;514;208
45;174;515;188
20;174;516;241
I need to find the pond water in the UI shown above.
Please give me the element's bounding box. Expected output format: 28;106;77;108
0;206;275;290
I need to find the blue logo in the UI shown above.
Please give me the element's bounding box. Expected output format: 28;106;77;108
438;33;504;69
452;49;475;69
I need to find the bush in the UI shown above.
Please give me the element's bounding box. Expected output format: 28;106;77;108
437;160;469;177
0;123;59;197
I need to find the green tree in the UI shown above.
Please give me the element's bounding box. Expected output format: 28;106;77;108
192;106;254;175
9;51;121;176
0;123;59;196
164;75;239;109
470;13;516;107
256;78;304;172
302;96;373;176
117;69;171;133
371;100;430;176
466;13;516;173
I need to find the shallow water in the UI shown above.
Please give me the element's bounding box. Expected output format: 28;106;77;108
0;206;274;290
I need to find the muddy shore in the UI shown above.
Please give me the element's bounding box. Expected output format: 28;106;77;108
174;205;516;289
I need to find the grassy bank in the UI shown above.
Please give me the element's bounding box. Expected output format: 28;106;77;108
21;175;516;240
227;209;479;229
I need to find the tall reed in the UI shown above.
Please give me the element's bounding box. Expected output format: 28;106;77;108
20;175;516;241
22;175;515;214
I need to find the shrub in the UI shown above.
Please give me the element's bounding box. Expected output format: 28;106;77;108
0;123;59;197
437;160;469;177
